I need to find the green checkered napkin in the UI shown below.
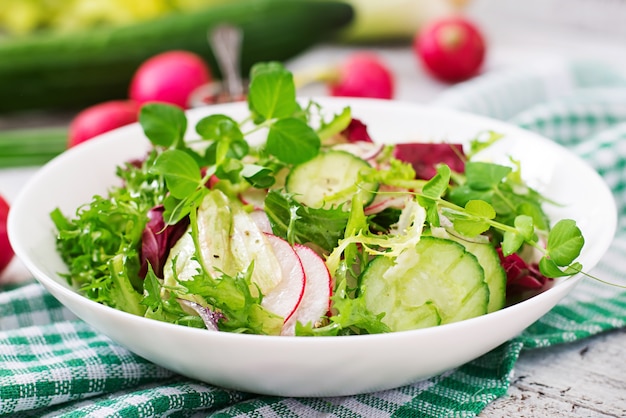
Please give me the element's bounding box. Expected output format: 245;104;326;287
3;59;626;417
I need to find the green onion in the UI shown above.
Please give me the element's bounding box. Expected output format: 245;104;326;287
0;127;67;168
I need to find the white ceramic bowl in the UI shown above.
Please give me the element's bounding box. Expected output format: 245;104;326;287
8;98;616;397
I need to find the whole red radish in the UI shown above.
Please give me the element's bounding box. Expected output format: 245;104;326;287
0;195;13;274
414;16;486;83
328;53;394;100
129;50;212;108
68;100;138;148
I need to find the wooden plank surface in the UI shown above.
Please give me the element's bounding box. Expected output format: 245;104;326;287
481;328;626;417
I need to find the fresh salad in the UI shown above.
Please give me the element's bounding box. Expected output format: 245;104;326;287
51;62;585;336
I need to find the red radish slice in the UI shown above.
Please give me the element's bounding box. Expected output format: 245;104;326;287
262;234;305;323
239;187;267;210
249;210;273;234
364;185;410;215
282;243;332;336
331;142;384;162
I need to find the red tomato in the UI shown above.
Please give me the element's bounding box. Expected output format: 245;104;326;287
129;50;212;109
414;16;486;83
0;194;13;274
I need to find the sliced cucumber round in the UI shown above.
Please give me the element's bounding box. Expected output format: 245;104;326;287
286;149;378;209
361;236;489;331
446;234;507;313
361;255;441;331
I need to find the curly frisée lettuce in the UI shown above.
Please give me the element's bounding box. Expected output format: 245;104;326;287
51;62;585;336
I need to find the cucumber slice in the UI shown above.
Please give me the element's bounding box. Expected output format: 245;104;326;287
446;234;506;313
286;150;378;209
361;256;441;331
361;236;489;331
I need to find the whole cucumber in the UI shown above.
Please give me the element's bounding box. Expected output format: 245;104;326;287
0;0;353;113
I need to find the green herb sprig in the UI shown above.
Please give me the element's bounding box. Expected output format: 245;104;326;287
138;61;586;281
139;62;344;225
416;164;584;278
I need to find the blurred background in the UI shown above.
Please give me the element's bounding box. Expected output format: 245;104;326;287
1;0;625;239
1;0;625;115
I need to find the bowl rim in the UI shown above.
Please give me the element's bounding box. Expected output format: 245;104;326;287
7;97;617;396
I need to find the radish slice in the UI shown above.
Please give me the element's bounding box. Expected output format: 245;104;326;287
364;185;410;215
239;187;267;210
282;243;333;336
262;234;305;323
249;210;273;234
331;141;384;162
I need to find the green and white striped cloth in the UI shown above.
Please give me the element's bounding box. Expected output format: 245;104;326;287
2;58;626;417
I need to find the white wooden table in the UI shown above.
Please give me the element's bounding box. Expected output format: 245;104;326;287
482;329;626;417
